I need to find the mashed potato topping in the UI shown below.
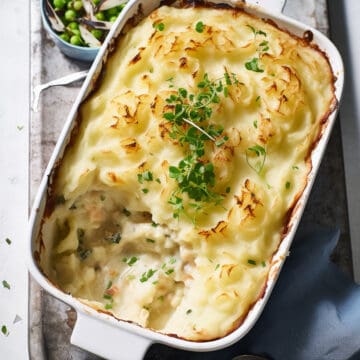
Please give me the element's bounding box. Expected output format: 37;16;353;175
39;4;336;340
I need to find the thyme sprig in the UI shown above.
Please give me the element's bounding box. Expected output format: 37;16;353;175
163;73;235;219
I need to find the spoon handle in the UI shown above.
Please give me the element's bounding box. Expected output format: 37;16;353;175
32;70;89;112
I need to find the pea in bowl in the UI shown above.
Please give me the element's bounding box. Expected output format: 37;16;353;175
41;0;127;62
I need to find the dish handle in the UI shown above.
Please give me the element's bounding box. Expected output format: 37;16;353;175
246;0;286;13
71;311;153;360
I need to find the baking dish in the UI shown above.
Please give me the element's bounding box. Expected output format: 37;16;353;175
28;0;344;359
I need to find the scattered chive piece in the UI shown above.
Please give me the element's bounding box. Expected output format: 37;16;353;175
140;269;157;282
186;309;192;315
161;263;166;269
225;186;231;194
169;258;176;264
248;259;257;265
142;188;149;194
292;165;299;170
246;145;266;174
155;178;161;184
1;325;9;336
285;181;291;189
123;208;131;216
165;268;174;275
261;261;266;267
122;257;128;263
215;264;220;270
253;120;258;128
127;256;138;266
5;238;11;245
151;222;159;227
105;304;113;310
100;194;106;201
2;280;10;290
195;21;204;33
106;280;112;289
103;294;112;300
152;280;159;285
255;96;261;102
146;238;155;243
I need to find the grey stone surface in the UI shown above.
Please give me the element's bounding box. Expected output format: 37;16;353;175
29;0;351;359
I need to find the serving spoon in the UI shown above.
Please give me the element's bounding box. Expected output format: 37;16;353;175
32;70;89;112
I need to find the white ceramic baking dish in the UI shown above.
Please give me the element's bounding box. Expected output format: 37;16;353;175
28;0;344;359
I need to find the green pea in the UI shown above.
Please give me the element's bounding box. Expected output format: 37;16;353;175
65;9;77;21
59;33;70;42
70;35;82;46
105;7;118;18
73;0;83;11
91;29;103;40
53;0;66;10
71;29;81;36
109;15;118;23
68;21;79;30
95;11;106;21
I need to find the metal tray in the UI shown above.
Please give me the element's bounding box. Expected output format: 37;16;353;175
29;0;352;358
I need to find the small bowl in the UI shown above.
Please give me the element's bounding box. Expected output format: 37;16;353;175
40;0;99;62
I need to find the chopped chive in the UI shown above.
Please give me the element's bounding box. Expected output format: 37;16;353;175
255;96;261;102
142;188;149;194
225;186;231;194
165;268;174;275
151;222;159;227
186;309;192;315
105;304;113;310
169;258;176;264
103;294;112;300
5;238;11;245
127;256;138;266
106;281;112;289
215;264;220;270
292;165;299;170
122;257;128;263
261;261;266;267
247;259;257;265
2;280;10;290
285;181;291;189
253;120;258;128
1;325;9;336
146;238;155;243
155;178;161;184
100;194;106;201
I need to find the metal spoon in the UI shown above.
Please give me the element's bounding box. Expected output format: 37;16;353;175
32;70;89;112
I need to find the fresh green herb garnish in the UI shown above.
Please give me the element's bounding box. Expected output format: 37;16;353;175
246;25;267;37
2;280;10;290
253;119;258;128
155;178;161;184
138;171;153;184
215;263;220;270
285;181;291;189
140;269;157;282
103;294;112;300
104;304;113;310
246;145;267;174
105;232;122;244
255;96;261;102
151;222;159;227
165;268;174;275
225;186;231;194
186;309;192;315
122;256;138;266
1;325;9;336
248;259;257;265
100;194;106;201
106;280;112;289
292;165;299;170
245;58;264;73
195;21;204;33
169;258;176;264
153;22;165;31
142;188;149;194
5;238;11;245
146;238;155;243
261;261;266;267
